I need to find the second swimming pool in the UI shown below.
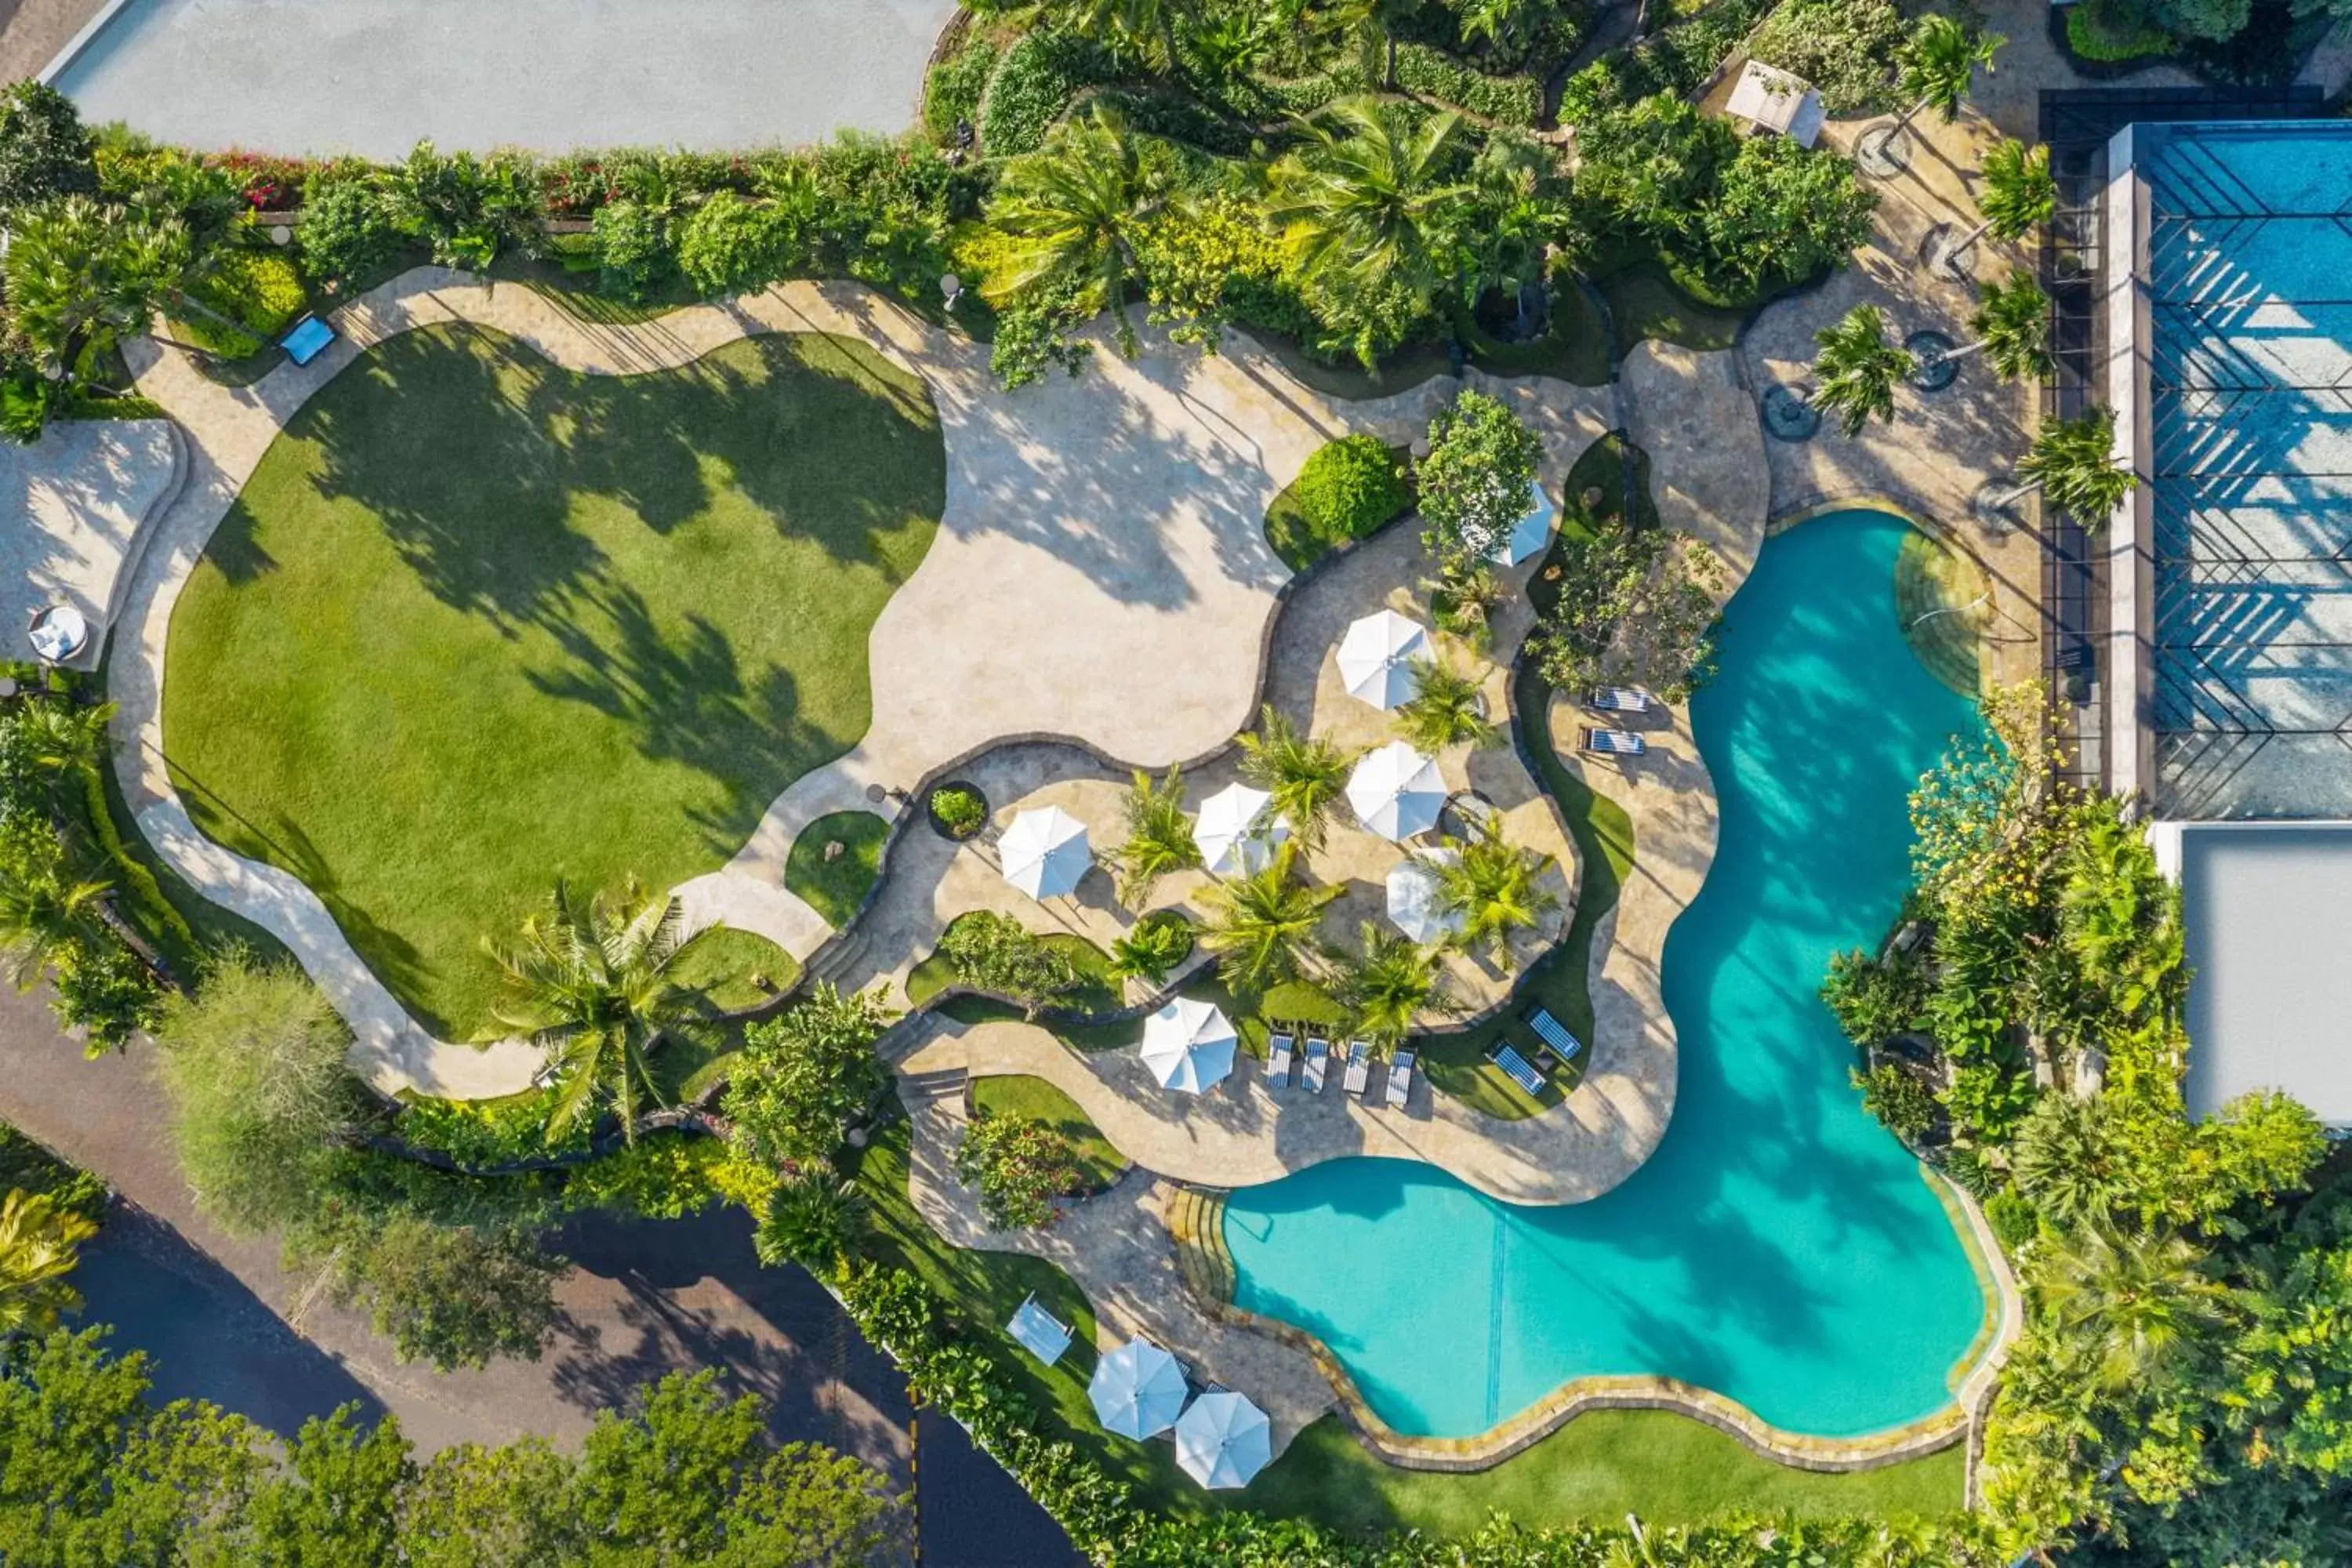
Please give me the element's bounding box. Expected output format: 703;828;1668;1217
1222;510;1992;1440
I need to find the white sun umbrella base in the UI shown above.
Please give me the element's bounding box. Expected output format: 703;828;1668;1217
1386;848;1465;944
1192;781;1289;877
1491;478;1558;566
1000;804;1091;900
1139;996;1238;1093
1174;1389;1273;1489
1335;608;1432;711
1347;741;1446;842
1090;1338;1190;1440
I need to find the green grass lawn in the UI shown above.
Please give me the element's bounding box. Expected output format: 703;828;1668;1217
784;810;891;927
969;1073;1127;1192
672;924;797;1014
1593;257;1752;359
162;323;943;1039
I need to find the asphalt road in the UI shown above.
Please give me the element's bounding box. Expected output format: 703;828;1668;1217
0;985;1080;1567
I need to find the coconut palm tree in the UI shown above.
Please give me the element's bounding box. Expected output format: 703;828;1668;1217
1109;766;1201;905
0;196;191;377
1196;843;1339;991
755;1172;866;1276
1885;17;2003;147
1940;274;2053;383
0;867;114;992
1333;922;1455;1046
1237;706;1355;851
1996;405;2135;522
1266;96;1468;313
487;879;710;1145
981;107;1170;356
0;1189;96;1338
1810;304;1918;439
1059;0;1194;71
2035;1222;2231;1395
1392;657;1497;753
1457;0;1536;53
1947;140;2057;262
1436;817;1557;970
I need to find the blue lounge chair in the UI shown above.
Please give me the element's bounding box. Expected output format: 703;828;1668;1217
1385;1049;1416;1109
1303;1036;1330;1092
281;314;337;366
1525;1007;1584;1061
1488;1043;1548;1097
1267;1032;1294;1088
1585;687;1653;714
1581;727;1646;757
1343;1040;1372;1098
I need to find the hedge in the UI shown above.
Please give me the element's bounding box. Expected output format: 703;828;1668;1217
982;31;1116;158
1392;43;1544;126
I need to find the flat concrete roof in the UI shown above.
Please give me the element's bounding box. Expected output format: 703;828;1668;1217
2179;822;2352;1125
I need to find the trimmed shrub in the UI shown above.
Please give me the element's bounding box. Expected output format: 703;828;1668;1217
927;782;988;840
189;248;307;336
980;31;1112;158
925;34;1000;143
1283;435;1410;557
296;175;405;289
591;198;670;302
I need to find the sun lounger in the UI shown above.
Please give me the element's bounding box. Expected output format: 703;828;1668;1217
1267;1032;1294;1088
1581;727;1647;757
1385;1049;1416;1109
1343;1040;1372;1098
281;314;337;366
1525;1007;1584;1061
1303;1036;1330;1092
1487;1043;1548;1098
1586;686;1653;714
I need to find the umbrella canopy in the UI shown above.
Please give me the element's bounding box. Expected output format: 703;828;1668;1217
1192;781;1288;877
1490;478;1557;566
1139;996;1237;1093
1174;1389;1272;1489
1385;849;1465;944
1335;609;1431;711
1089;1339;1189;1439
1347;741;1446;841
1000;805;1091;899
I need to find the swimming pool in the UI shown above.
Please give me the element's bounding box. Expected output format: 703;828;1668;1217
1223;510;1992;1440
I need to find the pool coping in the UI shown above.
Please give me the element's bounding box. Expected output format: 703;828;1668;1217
36;0;137;85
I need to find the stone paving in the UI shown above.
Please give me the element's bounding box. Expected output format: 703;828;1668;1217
0;419;179;671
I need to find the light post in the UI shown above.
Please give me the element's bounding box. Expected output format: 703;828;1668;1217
940;272;963;314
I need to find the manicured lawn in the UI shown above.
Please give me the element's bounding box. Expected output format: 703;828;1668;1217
1595;257;1752;358
671;924;797;1014
163;323;943;1038
783;809;891;927
969;1073;1127;1192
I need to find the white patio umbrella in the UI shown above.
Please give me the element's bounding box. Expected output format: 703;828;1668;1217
1335;608;1431;711
1490;478;1557;566
1174;1389;1272;1489
1192;781;1288;877
1138;996;1237;1094
1089;1338;1189;1439
1347;741;1446;842
999;805;1091;900
1385;849;1465;944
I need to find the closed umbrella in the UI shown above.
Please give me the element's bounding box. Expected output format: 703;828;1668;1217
1385;849;1465;944
1138;996;1237;1094
1335;609;1431;711
1192;782;1287;877
1089;1338;1189;1439
1000;806;1091;899
1490;479;1557;566
1347;741;1446;842
1174;1389;1272;1489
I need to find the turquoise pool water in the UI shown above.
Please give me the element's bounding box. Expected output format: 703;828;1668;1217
1222;510;1991;1440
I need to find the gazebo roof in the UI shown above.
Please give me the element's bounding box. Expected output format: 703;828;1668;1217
1726;60;1824;148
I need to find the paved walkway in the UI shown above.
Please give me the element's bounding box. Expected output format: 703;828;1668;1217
0;419;179;672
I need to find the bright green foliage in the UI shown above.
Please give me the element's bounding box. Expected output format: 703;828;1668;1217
2;196;190;376
1286;434;1411;554
387;140;543;270
1697;134;1877;295
935;911;1087;1016
0;1189;96;1338
1747;0;1907;113
1393;656;1497;753
1417;389;1543;574
1969;140;2059;249
783;811;891;928
2021;405;2136;524
928;782;989;837
721;982;895;1171
1109;766;1200;905
1528;516;1722;701
981;31;1110;158
1849;1064;1939;1145
925;34;1000;142
1436;815;1558;970
1820;946;1929;1046
1810;303;1915;438
399;1087;592;1164
0;82;95;216
1196;842;1341;991
1893;14;2003;131
757;1172;867;1275
1333;922;1453;1044
1108;909;1195;985
675;190;801;294
981;107;1169;357
592;197;670;301
1134;189;1294;349
1963;274;2054;383
953;1109;1087;1229
295;172;407;289
1238;706;1356;851
187;247;308;338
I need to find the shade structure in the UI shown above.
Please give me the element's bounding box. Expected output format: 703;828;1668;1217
1490;478;1557;566
1385;849;1465;944
1089;1338;1189;1439
1335;609;1431;710
1007;1294;1073;1367
1000;805;1091;899
1139;996;1237;1094
1174;1389;1272;1489
1347;741;1446;841
1193;781;1289;877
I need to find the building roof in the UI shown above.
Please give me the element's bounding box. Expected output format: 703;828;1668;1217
1726;60;1824;147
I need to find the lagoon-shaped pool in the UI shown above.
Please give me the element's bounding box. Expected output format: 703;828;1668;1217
1223;510;1992;1440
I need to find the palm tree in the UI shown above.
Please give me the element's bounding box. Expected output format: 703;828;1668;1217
1436;818;1558;970
1059;0;1193;71
1947;140;2057;262
0;1189;96;1338
0;196;191;377
1995;405;2135;522
486;879;709;1145
981;107;1170;356
1458;0;1536;54
1333;922;1454;1046
2009;1094;2119;1230
1941;274;2053;383
1237;706;1355;851
755;1173;866;1276
1392;657;1497;753
2035;1223;2231;1394
1195;843;1339;991
1110;766;1201;904
0;868;114;991
1883;17;2002;147
1810;305;1917;439
1266;97;1468;314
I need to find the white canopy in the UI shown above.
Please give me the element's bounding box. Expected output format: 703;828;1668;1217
1193;781;1288;877
1174;1389;1272;1489
1726;59;1825;148
1007;1295;1073;1367
1385;849;1465;945
1491;478;1557;566
1000;805;1091;900
1347;741;1446;841
1089;1338;1189;1439
1139;996;1237;1094
1335;609;1431;711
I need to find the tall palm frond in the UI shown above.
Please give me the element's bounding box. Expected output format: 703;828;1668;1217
1236;706;1354;851
1195;842;1338;992
1810;304;1917;440
1435;816;1557;970
1333;922;1454;1045
1112;766;1201;904
981;107;1169;354
0;1189;97;1337
1265;97;1468;308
